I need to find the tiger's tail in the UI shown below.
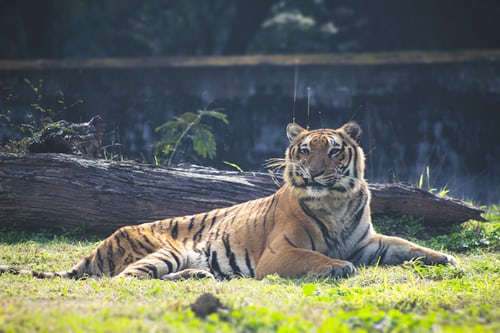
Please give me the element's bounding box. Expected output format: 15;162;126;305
0;255;95;279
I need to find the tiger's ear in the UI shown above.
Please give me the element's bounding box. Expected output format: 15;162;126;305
341;121;362;144
286;123;307;142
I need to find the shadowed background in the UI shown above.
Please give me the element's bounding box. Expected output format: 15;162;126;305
0;0;499;204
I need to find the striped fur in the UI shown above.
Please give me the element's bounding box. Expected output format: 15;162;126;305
0;122;456;280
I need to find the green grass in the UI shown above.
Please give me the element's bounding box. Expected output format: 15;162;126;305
1;208;499;333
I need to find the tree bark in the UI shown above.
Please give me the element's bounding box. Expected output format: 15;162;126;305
0;153;485;236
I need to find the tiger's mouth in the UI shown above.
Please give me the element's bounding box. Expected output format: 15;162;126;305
299;173;338;188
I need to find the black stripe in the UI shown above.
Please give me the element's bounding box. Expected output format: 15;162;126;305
171;221;179;239
153;253;174;273
299;199;338;252
67;269;79;279
188;216;196;231
143;263;158;278
369;238;387;265
244;202;256;229
193;223;206;242
352;148;358;178
356;224;372;245
32;271;44;278
222;233;241;274
303;227;317;251
288;169;297;185
341;195;368;239
284;234;298;248
377;246;390;265
142;234;156;248
134;266;151;276
136;239;153;253
347;244;368;264
228;205;243;226
123;230;141;254
262;196;277;231
124;254;135;265
210;214;218;228
244;249;255;277
107;241;116;275
167;239;183;256
210;251;229;279
84;257;91;270
214;225;224;240
96;248;104;272
348;147;353;164
115;236;126;256
170;251;181;270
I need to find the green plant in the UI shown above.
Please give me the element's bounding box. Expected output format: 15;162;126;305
373;215;426;241
373;206;500;254
425;221;500;253
417;165;449;197
223;161;243;172
101;129;124;161
0;78;82;152
154;110;228;166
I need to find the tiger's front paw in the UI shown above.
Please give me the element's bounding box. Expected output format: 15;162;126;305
325;260;356;279
441;254;457;267
423;251;457;267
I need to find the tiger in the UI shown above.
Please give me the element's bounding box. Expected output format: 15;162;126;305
0;121;456;280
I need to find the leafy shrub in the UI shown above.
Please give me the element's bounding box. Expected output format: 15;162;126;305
0;78;82;152
154;110;228;166
373;210;500;253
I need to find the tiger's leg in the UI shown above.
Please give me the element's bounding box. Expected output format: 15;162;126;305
116;248;188;279
349;234;457;267
255;248;356;279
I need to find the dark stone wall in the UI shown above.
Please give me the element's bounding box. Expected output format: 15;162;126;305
1;61;499;204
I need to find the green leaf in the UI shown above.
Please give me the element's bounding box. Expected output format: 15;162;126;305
191;127;216;159
223;161;243;172
200;110;229;124
418;174;424;189
178;112;200;124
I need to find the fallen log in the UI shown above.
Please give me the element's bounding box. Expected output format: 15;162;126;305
0;153;485;236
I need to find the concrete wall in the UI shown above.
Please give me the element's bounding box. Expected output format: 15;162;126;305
1;54;499;204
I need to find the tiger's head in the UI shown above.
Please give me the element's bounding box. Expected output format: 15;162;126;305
276;122;366;196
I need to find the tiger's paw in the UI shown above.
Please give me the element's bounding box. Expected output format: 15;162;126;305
325;260;356;279
439;253;457;267
417;251;458;267
161;269;215;281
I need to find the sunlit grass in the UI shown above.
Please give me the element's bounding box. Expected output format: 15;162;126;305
0;207;499;332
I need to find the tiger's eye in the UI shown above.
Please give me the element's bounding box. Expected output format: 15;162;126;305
299;147;309;155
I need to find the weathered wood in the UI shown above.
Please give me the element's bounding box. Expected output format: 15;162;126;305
368;183;486;225
0;153;485;236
